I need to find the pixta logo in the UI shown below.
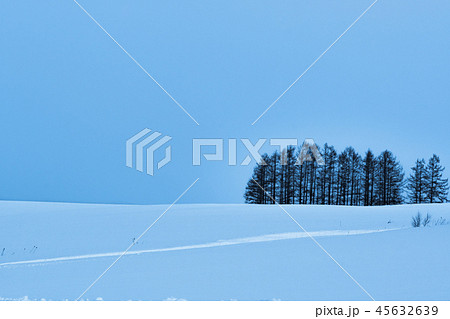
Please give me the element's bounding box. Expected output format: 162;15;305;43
126;129;172;176
126;129;324;177
192;138;324;166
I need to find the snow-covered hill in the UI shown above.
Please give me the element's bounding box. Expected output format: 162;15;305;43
0;201;449;301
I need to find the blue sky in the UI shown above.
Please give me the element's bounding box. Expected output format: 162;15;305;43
0;0;449;204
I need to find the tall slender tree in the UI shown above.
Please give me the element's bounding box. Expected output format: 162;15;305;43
267;151;279;204
244;154;270;204
406;159;427;204
337;151;350;205
316;144;337;205
327;145;338;205
346;147;362;206
374;150;404;205
362;150;376;206
424;154;449;203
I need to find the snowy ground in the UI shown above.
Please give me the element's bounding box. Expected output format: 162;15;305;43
0;201;448;301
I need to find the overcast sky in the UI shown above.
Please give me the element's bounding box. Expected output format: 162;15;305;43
1;0;449;204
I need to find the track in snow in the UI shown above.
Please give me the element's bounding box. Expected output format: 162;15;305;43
0;228;400;268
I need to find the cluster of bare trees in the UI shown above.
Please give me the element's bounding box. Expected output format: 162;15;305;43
244;144;448;206
406;155;449;204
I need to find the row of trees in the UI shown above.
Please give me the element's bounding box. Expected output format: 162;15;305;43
244;144;449;206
